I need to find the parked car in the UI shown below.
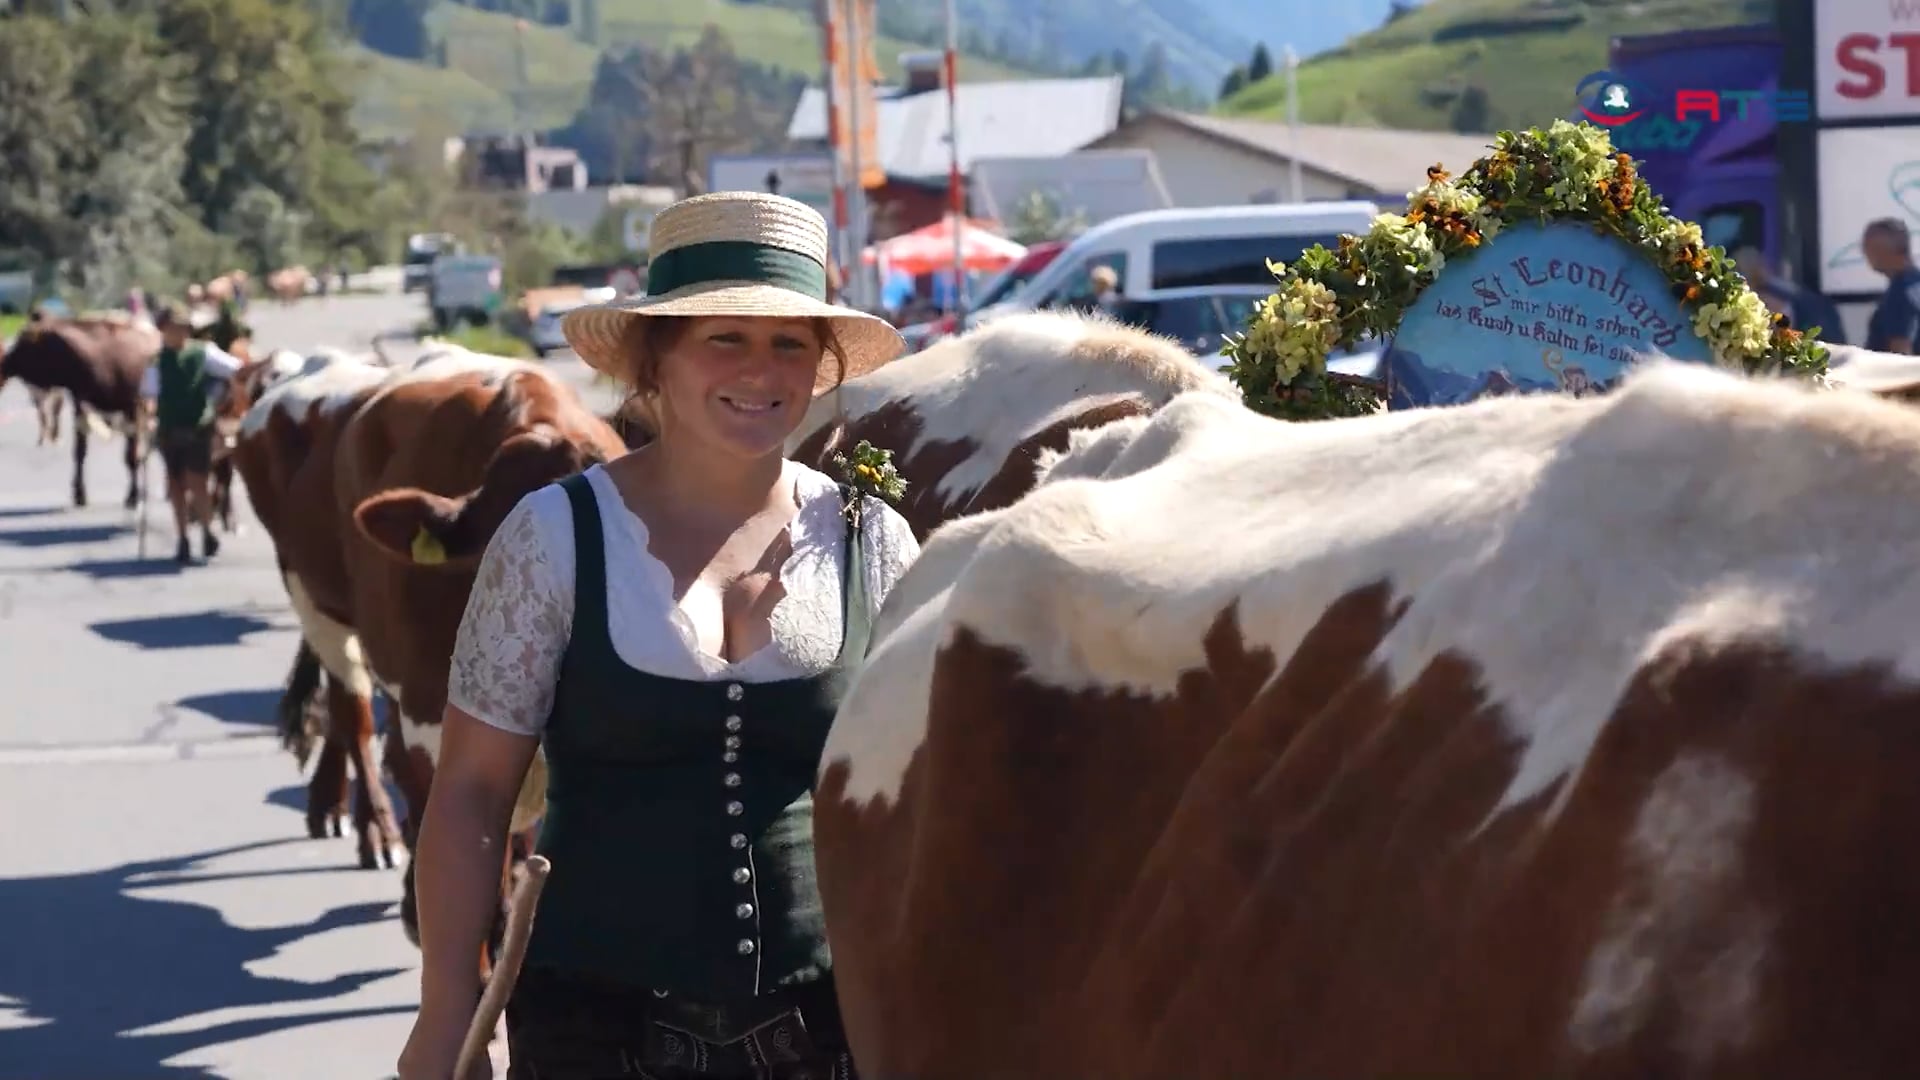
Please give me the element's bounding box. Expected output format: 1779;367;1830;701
404;232;457;293
530;287;616;357
971;201;1380;333
1110;284;1385;378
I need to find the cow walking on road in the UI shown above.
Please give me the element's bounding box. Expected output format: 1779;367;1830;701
0;311;158;509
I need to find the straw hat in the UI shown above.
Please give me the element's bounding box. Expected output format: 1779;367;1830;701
562;191;906;395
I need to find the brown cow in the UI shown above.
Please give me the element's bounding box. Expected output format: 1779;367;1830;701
232;348;405;869
0;314;157;508
814;358;1920;1079
786;309;1237;541
306;346;627;952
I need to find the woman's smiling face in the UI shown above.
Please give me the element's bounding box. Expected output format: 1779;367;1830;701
653;315;825;460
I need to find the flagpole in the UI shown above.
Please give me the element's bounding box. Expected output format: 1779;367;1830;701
818;0;851;289
843;0;871;311
944;0;966;323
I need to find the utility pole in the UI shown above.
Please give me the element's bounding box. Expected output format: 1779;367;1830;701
944;0;966;323
1284;44;1303;203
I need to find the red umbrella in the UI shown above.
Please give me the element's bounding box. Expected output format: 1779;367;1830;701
863;214;1027;276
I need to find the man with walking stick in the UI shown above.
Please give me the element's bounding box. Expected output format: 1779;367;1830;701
139;302;242;565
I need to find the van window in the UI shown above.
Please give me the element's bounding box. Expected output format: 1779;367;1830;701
1150;233;1346;290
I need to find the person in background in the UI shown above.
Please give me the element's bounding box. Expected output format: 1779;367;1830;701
140;303;242;564
1087;264;1121;315
1733;247;1847;346
1862;218;1920;354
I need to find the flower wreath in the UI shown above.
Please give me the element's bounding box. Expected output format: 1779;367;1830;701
1221;119;1831;421
830;439;908;527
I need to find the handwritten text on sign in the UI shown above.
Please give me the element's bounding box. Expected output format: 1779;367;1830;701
1381;220;1710;410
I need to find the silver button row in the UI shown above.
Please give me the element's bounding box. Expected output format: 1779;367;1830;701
725;688;756;961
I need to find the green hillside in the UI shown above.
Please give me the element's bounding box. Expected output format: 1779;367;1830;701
348;1;1038;140
1217;0;1774;132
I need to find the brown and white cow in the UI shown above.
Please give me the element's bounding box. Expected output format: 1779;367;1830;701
233;348;405;869
814;358;1920;1079
273;347;627;952
787;309;1238;541
0;314;158;508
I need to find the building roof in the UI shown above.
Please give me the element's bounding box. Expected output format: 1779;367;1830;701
787;76;1124;180
970;150;1173;229
1102;110;1501;200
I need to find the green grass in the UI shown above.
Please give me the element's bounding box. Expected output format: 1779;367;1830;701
1218;0;1773;132
348;1;1037;140
0;314;23;341
435;322;535;358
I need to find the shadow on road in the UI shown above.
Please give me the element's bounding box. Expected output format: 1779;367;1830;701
0;837;411;1078
176;689;281;732
65;556;185;580
90;610;279;650
0;523;129;548
0;505;66;520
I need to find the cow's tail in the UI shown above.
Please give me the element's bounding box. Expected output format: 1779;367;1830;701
277;639;326;767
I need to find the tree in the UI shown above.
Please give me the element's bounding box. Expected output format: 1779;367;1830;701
1449;84;1491;133
1247;43;1274;84
1007;189;1088;246
348;0;435;60
148;0;384;272
1220;65;1247;100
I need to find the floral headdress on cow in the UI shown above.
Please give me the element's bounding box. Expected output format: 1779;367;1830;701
1223;119;1830;421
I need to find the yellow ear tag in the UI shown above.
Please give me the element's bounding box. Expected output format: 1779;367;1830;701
410;526;447;566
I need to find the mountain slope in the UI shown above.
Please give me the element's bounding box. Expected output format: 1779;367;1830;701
346;0;1038;139
1218;0;1772;132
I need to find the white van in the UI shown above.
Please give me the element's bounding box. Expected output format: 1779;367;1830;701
976;201;1380;324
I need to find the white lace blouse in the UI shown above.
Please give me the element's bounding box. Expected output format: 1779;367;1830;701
447;460;921;737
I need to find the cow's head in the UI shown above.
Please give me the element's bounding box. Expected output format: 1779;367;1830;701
351;423;605;570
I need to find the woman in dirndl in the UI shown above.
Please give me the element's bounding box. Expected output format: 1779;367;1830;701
396;191;920;1080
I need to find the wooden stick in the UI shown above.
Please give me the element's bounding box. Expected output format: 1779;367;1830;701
454;853;551;1080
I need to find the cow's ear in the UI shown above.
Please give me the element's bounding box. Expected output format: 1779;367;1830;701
352;487;485;570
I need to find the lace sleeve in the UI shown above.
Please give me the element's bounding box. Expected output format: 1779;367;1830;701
446;489;575;736
862;502;922;616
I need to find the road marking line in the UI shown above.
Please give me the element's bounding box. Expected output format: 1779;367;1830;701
0;733;281;766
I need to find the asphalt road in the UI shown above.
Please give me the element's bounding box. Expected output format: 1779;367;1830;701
0;286;595;1079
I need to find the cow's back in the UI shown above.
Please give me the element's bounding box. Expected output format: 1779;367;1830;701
788;310;1236;539
232;355;389;615
816;360;1920;1079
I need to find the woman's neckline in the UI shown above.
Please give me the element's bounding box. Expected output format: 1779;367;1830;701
583;460;841;673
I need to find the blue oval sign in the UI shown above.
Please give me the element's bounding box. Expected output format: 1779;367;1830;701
1382;220;1712;409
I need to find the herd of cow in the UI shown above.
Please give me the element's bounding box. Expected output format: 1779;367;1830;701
8;303;1920;1075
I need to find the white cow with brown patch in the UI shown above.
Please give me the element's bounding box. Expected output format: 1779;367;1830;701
815;358;1920;1079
